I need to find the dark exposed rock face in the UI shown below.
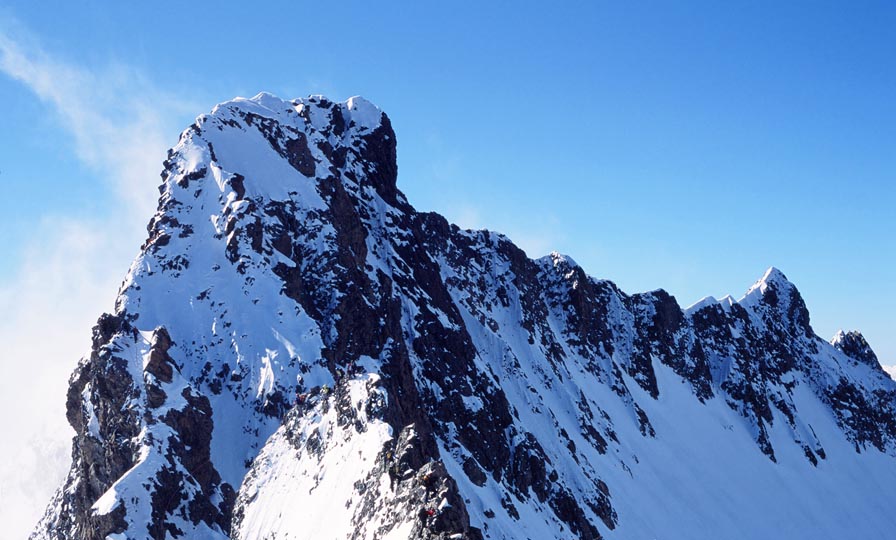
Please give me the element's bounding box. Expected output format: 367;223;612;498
34;93;896;540
36;314;139;540
833;330;883;371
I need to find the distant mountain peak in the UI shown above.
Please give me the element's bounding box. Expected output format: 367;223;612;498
742;266;794;300
832;329;882;369
738;266;813;338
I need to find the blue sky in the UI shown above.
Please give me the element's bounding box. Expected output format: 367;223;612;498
1;2;894;353
0;2;894;535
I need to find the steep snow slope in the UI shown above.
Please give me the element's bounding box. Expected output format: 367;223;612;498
33;93;896;540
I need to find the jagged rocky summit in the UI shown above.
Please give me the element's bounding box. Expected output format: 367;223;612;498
33;93;896;540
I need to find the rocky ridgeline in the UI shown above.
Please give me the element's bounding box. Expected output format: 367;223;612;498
32;94;896;540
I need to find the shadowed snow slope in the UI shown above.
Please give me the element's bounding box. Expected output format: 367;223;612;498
33;93;896;540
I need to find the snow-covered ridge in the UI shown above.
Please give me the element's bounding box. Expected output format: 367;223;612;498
33;93;896;540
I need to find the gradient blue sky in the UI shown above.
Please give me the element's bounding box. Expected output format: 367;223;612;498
2;1;894;356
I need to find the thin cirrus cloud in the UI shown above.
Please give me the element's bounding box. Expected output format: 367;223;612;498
0;25;199;215
0;23;195;538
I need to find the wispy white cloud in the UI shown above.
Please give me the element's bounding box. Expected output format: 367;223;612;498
0;25;197;216
0;21;195;538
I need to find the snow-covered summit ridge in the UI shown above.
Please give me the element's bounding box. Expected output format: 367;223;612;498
34;93;896;540
174;91;395;205
210;92;384;131
541;251;580;274
742;266;794;299
684;267;796;313
681;266;815;342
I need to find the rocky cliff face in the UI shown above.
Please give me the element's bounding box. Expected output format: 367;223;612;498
32;93;896;540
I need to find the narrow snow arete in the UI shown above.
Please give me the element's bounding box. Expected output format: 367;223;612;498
33;93;896;540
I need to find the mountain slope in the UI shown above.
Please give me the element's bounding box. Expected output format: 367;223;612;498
33;93;896;540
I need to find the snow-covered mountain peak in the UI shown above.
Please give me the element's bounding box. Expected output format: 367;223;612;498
719;294;736;307
685;295;719;314
33;95;896;540
344;95;385;129
831;329;849;344
742;266;793;299
544;251;580;272
151;91;400;255
737;266;813;338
